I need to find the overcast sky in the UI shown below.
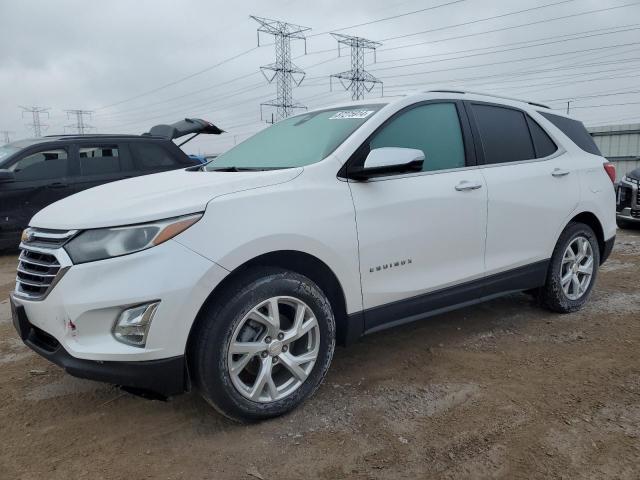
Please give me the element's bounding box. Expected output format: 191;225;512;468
1;0;639;154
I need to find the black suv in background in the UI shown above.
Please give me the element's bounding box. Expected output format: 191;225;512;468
0;118;222;250
616;167;640;228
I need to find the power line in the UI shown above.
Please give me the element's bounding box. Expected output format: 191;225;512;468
20;106;50;137
251;15;311;121
94;46;260;111
329;33;382;100
379;56;640;94
373;24;640;67
368;41;640;79
95;5;638;123
382;0;576;43
568;101;640;110
378;1;640;53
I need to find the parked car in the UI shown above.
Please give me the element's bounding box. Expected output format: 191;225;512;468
0;118;222;250
10;91;616;422
615;167;640;228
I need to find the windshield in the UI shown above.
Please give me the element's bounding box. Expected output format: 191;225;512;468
206;104;385;170
0;145;20;166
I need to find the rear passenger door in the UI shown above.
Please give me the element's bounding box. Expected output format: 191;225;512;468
467;102;580;276
73;143;133;194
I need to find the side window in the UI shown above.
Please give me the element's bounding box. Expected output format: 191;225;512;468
369;103;466;172
526;117;557;158
129;143;179;171
9;149;68;181
471;104;535;164
79;145;121;175
539;111;602;156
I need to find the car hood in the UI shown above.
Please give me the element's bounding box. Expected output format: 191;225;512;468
626;167;640;181
30;167;302;230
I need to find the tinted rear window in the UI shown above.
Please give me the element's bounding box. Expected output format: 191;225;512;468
471;104;535;164
539;111;601;156
130;143;179;170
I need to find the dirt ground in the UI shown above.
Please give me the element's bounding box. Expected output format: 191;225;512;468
1;229;639;480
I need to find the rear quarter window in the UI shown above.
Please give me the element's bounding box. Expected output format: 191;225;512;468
539;111;601;156
129;142;181;171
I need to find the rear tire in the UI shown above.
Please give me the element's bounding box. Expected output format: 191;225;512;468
192;268;335;422
539;222;600;314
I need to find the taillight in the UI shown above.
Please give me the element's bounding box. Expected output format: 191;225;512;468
603;162;616;183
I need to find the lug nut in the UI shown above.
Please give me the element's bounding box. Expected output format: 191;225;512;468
261;351;268;358
264;336;272;343
272;356;278;363
282;345;288;352
277;332;284;340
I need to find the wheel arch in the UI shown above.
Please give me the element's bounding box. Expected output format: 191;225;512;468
186;250;360;364
566;211;606;263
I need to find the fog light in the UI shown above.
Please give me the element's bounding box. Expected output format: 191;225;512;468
112;301;159;347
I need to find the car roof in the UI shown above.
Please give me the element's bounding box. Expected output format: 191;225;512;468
5;134;167;148
309;89;563;118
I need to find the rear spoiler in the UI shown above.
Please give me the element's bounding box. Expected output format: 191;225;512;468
145;118;224;146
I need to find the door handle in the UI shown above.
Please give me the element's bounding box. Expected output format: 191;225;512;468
46;182;68;189
455;180;483;191
552;168;570;177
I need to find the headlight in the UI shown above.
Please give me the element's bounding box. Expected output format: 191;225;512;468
64;213;202;264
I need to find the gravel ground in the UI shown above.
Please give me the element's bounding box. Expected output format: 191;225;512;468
0;228;639;479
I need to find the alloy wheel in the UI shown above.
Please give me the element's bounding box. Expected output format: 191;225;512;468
560;236;594;301
227;296;320;403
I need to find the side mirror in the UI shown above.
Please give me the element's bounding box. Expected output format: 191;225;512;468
348;147;424;180
0;169;15;183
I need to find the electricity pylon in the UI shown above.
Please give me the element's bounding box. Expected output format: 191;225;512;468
251;15;310;122
330;33;383;100
20;106;50;137
65;109;95;135
1;130;15;144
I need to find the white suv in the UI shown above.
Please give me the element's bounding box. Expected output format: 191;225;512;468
10;90;616;421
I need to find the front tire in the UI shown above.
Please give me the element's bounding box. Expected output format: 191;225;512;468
192;268;336;422
539;222;600;313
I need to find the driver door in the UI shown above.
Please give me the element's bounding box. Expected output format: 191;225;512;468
347;101;488;331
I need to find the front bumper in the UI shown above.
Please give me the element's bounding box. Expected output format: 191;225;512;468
617;207;640;223
11;238;229;394
11;298;185;396
616;177;639;222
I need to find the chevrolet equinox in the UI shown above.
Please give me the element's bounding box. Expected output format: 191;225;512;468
10;91;616;422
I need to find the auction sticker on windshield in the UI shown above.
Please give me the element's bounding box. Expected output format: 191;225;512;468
329;110;374;120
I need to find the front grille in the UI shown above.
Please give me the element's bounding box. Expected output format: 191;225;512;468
14;228;75;300
22;228;78;249
15;249;63;299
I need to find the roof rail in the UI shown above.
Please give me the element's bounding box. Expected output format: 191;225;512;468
425;89;551;110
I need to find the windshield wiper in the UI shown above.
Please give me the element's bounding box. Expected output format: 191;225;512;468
207;166;285;172
208;166;265;172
